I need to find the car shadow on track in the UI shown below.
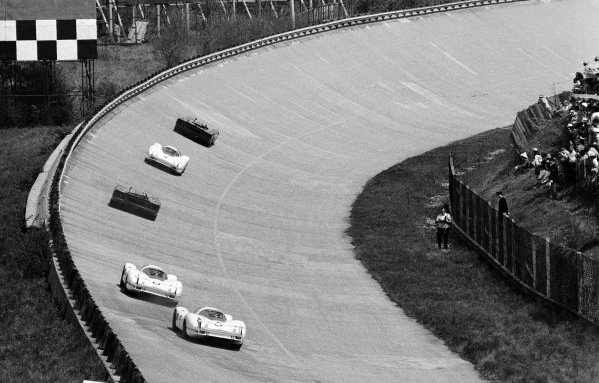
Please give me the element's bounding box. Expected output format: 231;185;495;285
143;158;182;176
167;326;241;351
117;284;178;307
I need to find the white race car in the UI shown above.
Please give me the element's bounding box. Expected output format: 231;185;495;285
145;143;190;174
172;306;246;349
120;263;182;301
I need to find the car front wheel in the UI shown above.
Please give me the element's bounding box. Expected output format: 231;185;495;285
119;268;126;288
182;321;189;340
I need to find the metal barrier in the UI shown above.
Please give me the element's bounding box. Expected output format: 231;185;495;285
47;1;534;382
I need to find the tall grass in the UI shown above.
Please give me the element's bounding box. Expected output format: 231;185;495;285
0;127;108;383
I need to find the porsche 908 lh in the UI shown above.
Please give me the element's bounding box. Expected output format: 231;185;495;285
145;143;190;174
120;263;182;301
173;306;245;349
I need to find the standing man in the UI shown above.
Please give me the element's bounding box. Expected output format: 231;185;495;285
435;205;452;250
497;191;509;216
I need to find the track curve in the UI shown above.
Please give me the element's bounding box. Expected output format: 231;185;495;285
60;0;599;382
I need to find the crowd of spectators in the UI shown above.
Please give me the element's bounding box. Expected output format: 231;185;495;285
514;58;599;199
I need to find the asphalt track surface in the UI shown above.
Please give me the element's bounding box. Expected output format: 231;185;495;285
60;1;599;382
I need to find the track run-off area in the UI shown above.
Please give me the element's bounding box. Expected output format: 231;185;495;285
59;1;599;382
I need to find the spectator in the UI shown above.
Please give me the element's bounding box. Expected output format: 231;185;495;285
514;151;532;173
497;191;509;216
435;205;452;250
548;157;561;199
539;95;553;115
113;24;121;44
532;148;543;175
536;161;551;188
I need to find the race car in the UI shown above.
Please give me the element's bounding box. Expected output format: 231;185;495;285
120;263;182;301
145;143;190;174
172;306;246;349
174;117;220;147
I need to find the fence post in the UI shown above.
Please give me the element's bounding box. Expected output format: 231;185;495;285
511;218;516;275
577;251;583;317
530;237;537;291
473;193;478;243
488;202;493;255
465;186;470;237
502;215;509;269
546;237;551;298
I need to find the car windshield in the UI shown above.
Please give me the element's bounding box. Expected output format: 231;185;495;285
142;267;167;281
163;146;180;157
199;309;226;321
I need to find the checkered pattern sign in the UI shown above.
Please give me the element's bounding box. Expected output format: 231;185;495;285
0;19;97;61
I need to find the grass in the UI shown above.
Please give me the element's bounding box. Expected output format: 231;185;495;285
348;120;599;382
0;127;108;383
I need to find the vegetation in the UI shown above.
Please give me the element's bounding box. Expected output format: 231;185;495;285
0;127;108;383
348;121;599;382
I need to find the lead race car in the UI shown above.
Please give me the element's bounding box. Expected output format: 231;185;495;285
120;263;183;301
145;143;190;174
172;306;246;349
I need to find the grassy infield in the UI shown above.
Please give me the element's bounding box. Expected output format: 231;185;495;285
349;123;599;382
4;5;599;383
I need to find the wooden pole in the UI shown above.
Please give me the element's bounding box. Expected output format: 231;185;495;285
157;4;161;37
108;0;113;35
186;3;190;32
290;0;295;28
531;238;537;291
546;237;551;298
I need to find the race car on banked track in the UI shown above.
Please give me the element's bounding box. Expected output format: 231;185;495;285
145;143;190;174
120;263;182;301
172;306;246;349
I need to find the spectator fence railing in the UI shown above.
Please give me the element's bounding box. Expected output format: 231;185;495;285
449;156;599;324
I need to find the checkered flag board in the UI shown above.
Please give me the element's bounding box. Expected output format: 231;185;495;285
0;19;97;61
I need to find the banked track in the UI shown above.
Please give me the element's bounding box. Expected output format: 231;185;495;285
58;0;599;382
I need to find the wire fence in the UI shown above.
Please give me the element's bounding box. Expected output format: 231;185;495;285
448;156;599;324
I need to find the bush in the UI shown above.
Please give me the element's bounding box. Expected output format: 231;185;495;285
0;63;75;127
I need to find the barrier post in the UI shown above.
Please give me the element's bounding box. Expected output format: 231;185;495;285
532;239;537;290
465;186;470;237
487;202;493;255
546;237;551;298
511;218;516;274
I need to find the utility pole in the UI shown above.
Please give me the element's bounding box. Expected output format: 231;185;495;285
290;0;295;28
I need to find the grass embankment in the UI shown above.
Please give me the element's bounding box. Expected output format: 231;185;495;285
0;127;108;383
348;124;599;382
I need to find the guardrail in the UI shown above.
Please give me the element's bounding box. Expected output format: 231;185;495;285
47;1;532;382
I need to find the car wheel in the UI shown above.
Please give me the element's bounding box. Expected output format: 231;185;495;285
119;268;125;288
182;321;189;340
122;275;130;294
172;310;178;331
